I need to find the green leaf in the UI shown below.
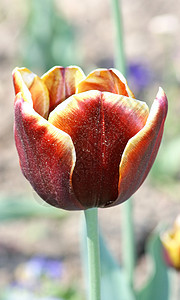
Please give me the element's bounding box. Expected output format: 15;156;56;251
135;229;169;300
0;196;66;222
100;233;135;300
81;224;135;300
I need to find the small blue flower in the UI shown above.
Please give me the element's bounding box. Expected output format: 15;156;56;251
25;256;63;279
127;62;152;91
14;256;63;290
26;257;45;278
43;259;63;279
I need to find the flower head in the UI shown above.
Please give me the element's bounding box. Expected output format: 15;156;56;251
13;66;168;210
161;215;180;270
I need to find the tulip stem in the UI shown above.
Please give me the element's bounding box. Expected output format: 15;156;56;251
84;208;101;300
121;199;136;291
111;0;136;291
111;0;126;75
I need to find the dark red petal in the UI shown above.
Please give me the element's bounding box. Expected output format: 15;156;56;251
48;91;148;208
41;66;85;112
14;93;83;210
111;88;168;207
77;68;134;97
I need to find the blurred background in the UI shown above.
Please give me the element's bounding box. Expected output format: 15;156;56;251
0;0;180;299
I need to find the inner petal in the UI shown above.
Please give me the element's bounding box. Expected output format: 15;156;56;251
41;66;85;113
13;67;50;119
76;68;134;97
48;91;149;208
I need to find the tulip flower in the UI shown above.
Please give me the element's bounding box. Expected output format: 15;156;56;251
161;215;180;270
13;66;168;210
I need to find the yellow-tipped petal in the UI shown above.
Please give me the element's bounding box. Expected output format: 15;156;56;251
76;68;134;97
12;67;33;104
161;215;180;270
162;232;180;269
14;93;83;210
13;67;50;118
110;88;168;207
41;66;85;112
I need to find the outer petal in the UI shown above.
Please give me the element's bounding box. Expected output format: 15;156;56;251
12;67;50;118
41;66;85;112
76;68;134;97
14;93;83;210
110;88;168;207
48;91;149;208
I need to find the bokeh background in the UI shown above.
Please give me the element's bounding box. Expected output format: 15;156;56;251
0;0;180;299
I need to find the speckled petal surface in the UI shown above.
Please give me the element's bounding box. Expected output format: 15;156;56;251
14;93;83;210
48;90;149;208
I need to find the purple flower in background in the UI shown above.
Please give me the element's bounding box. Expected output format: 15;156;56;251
8;258;67;300
26;257;45;278
43;258;63;279
26;256;63;279
14;256;63;289
127;62;152;92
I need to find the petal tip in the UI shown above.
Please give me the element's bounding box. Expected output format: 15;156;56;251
155;86;168;115
156;86;167;102
12;67;18;76
157;86;166;98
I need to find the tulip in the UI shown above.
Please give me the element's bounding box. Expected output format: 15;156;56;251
13;66;168;210
161;215;180;270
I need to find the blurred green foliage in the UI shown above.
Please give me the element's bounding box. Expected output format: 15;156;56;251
136;228;169;300
152;137;180;183
0;197;66;222
1;279;83;300
150;83;180;194
19;0;78;73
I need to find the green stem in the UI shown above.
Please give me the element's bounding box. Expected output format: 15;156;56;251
122;199;136;290
111;0;126;75
111;0;136;291
84;208;101;300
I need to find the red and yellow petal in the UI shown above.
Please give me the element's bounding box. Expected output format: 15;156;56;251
48;90;149;208
111;88;168;207
161;216;180;270
161;232;180;270
41;66;85;112
13;67;50;118
76;68;134;97
14;93;83;210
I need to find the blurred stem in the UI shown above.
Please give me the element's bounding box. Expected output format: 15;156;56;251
84;208;101;300
122;199;136;291
111;0;126;75
111;0;136;291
